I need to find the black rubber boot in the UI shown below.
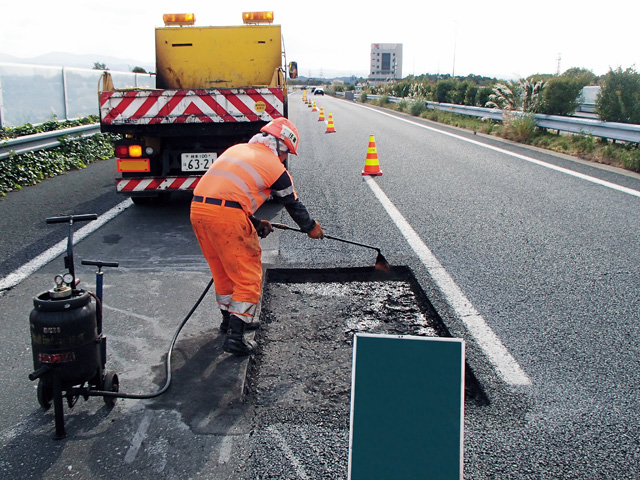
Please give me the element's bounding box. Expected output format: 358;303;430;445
219;311;230;333
223;315;257;356
220;311;259;333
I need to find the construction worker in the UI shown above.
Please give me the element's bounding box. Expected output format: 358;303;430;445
190;117;324;356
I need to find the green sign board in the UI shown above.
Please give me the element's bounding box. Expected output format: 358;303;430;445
348;333;465;480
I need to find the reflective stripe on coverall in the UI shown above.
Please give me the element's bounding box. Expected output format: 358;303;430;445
190;143;289;319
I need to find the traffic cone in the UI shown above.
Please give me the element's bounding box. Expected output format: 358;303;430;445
312;101;318;112
307;98;312;108
325;113;336;133
318;107;325;122
362;135;382;176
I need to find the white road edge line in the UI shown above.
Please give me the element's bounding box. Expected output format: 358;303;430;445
0;198;133;292
357;103;640;198
364;176;532;387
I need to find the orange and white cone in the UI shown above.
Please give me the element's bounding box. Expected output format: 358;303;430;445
318;107;325;122
362;135;382;175
325;113;336;133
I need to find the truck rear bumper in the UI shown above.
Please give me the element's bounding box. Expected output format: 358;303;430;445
117;176;201;194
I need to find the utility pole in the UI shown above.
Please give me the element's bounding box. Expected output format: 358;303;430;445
556;53;561;76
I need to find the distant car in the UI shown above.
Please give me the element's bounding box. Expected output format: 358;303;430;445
314;88;325;95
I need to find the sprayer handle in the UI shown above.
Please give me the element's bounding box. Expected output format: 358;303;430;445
82;260;120;269
46;214;98;224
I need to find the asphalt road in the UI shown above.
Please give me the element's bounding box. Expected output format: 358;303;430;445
1;93;639;479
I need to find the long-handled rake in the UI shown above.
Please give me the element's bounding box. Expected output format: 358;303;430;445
271;223;391;272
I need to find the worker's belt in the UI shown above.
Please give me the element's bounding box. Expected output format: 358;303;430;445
192;196;243;209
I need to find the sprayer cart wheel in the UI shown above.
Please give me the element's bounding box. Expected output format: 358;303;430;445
37;379;53;410
103;371;119;407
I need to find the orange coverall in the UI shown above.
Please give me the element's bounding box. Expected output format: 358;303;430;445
190;142;316;321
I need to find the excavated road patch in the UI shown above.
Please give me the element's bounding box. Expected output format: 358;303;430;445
245;267;487;477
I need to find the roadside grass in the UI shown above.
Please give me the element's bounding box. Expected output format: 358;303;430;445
366;98;640;174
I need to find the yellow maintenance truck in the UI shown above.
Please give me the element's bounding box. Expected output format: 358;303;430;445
98;12;297;203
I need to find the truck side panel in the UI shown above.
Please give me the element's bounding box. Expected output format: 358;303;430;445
155;25;282;89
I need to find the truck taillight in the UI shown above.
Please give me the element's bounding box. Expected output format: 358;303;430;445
115;145;143;158
163;13;195;26
242;11;274;24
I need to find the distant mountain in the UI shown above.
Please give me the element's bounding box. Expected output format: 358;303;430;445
0;51;154;73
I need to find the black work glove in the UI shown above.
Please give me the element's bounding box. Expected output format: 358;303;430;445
256;220;274;238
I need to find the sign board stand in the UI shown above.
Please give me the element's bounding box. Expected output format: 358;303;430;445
348;333;465;479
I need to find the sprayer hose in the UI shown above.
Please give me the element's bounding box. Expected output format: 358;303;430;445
85;278;213;400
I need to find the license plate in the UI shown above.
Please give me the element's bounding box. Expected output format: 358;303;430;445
181;153;217;172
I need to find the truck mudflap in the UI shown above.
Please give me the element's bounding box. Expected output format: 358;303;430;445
117;176;201;193
100;88;285;126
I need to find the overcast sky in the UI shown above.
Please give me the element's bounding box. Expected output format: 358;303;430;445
1;0;638;80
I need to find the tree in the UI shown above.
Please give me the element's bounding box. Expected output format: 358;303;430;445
596;67;640;124
132;66;147;73
561;67;596;86
93;62;108;70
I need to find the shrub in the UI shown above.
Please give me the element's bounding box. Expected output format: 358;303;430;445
0;131;118;196
502;112;537;142
434;79;457;103
396;99;408;112
409;98;427;116
538;77;583;115
596;67;640;123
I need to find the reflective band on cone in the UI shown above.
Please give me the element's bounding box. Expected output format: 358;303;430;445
318;107;325;121
362;134;382;176
312;101;318;112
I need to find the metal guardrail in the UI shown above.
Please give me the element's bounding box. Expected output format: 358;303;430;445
348;93;640;143
424;101;640;143
0;124;101;160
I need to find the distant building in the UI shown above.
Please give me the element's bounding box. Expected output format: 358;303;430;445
369;43;403;84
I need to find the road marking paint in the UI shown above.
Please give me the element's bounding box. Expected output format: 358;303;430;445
364;176;532;387
0;199;133;292
268;425;309;480
359;104;640;199
125;409;153;464
218;436;233;464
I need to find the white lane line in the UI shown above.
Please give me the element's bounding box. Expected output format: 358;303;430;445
218;436;233;464
268;425;309;480
357;103;640;199
0;199;133;292
364;176;532;387
125;409;153;464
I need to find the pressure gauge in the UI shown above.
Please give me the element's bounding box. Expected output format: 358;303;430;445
63;273;74;285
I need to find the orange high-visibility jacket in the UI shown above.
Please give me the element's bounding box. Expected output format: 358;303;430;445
194;142;316;231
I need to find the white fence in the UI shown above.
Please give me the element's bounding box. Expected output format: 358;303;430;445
0;63;155;128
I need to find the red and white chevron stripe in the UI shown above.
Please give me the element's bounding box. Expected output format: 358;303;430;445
100;88;284;125
117;176;201;193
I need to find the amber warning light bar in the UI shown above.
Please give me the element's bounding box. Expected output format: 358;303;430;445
242;11;274;24
163;13;195;26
